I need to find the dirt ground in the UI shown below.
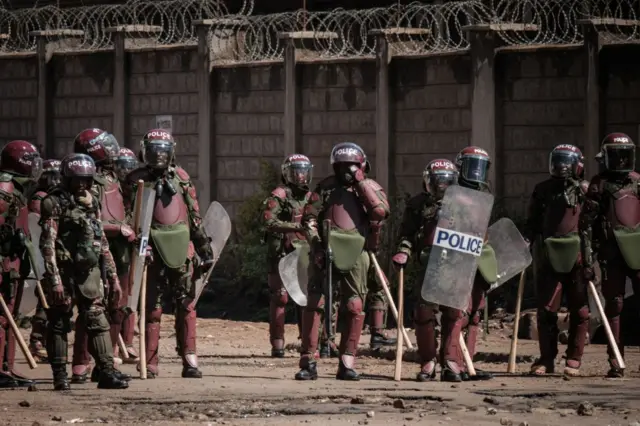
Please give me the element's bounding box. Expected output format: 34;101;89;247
2;317;640;426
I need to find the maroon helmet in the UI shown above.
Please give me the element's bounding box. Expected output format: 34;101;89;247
455;146;491;185
423;158;458;198
115;147;139;181
596;132;635;173
140;129;175;169
0;140;43;179
281;153;313;187
549;144;584;179
74;128;120;164
39;159;62;188
330;142;367;168
60;153;96;179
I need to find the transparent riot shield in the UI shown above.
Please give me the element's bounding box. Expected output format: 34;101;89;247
127;186;156;312
421;185;494;310
194;201;232;303
486;217;532;291
19;279;39;316
279;242;310;307
27;213;44;279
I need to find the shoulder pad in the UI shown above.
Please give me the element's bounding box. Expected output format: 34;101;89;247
0;172;13;183
271;186;288;199
33;190;48;200
174;166;190;183
0;180;15;194
630;171;640;180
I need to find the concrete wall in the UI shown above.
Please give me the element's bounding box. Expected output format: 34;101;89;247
0;44;633;220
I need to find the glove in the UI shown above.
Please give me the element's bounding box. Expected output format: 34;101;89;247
392;252;408;269
143;245;154;265
582;266;595;282
348;164;366;183
50;283;66;305
120;224;136;243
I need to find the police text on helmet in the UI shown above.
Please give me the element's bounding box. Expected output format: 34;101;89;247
433;228;483;257
432;161;455;169
335;148;360;157
67;160;93;168
148;131;172;140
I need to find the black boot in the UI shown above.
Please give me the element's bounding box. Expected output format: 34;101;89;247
370;332;397;350
336;358;360;381
271;348;285;358
182;366;203;378
440;361;462;383
319;342;339;359
416;361;437;382
461;369;493;381
91;366;132;383
71;368;90;384
7;371;35;387
97;370;129;389
52;366;70;391
295;362;318;381
0;371;19;389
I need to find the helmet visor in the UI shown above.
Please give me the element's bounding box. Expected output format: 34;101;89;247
116;157;138;181
144;141;173;169
287;163;313;186
549;151;578;178
428;170;458;197
461;156;489;184
604;145;635;173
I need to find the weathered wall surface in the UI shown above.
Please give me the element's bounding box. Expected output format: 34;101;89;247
213;65;285;218
603;45;640;141
392;55;472;196
50;52;114;158
129;48;199;182
498;49;585;217
0;57;38;149
300;61;377;180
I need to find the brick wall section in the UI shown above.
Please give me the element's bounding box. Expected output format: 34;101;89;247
0;57;38;149
499;49;585;218
51;53;114;158
300;62;377;180
392;55;472;197
213;65;285;218
128;48;199;183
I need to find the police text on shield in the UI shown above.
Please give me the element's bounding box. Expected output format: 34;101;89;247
433;227;483;257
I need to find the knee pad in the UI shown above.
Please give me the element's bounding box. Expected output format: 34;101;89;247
83;308;110;333
148;307;163;323
414;304;437;325
346;297;363;315
605;296;624;317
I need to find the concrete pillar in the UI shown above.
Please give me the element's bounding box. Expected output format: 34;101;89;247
105;25;162;151
30;29;84;158
463;23;534;198
278;31;338;157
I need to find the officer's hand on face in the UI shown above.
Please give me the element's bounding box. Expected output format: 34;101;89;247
348;164;366;184
392;252;408;270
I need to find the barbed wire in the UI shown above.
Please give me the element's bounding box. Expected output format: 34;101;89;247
0;0;639;58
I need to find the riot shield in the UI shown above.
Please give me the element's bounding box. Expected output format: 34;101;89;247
27;213;44;280
279;243;310;307
193;202;232;303
19;279;39;316
421;185;494;310
127;186;156;312
486;218;532;291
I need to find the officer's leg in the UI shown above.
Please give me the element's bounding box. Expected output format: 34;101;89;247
336;251;369;381
319;288;339;359
46;307;73;391
0;275;25;388
601;258;627;377
531;261;563;375
564;266;589;376
439;306;464;382
413;300;438;381
142;258;165;378
29;298;48;361
366;265;396;350
268;261;288;358
460;273;492;380
173;258;201;379
71;305;92;383
79;296;128;390
109;246;129;363
295;263;324;381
